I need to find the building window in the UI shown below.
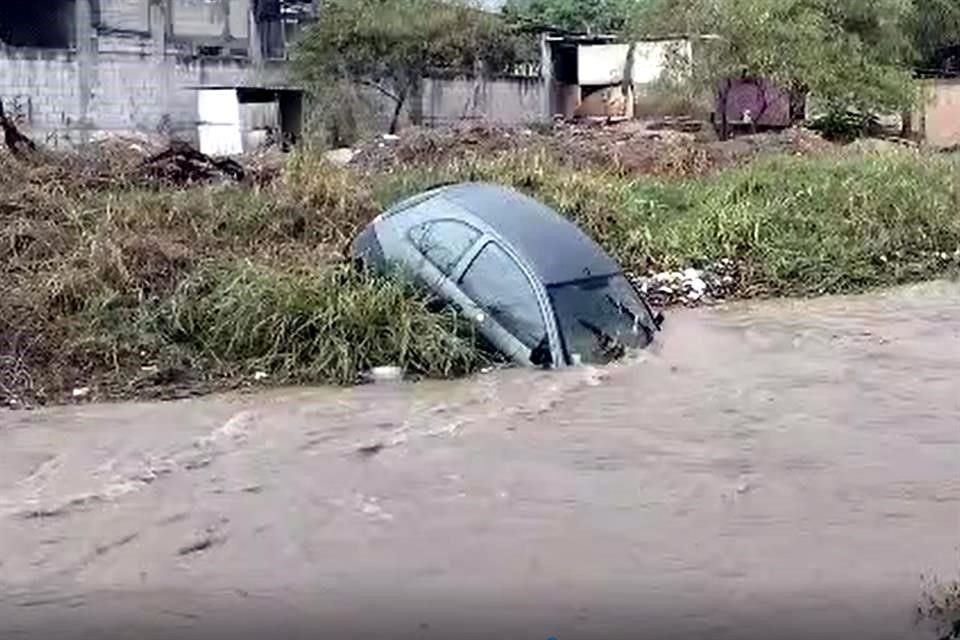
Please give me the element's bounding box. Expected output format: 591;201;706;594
0;0;76;49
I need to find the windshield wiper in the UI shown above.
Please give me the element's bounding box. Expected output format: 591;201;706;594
603;294;653;341
578;319;626;361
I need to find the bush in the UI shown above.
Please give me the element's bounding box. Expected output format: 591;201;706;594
808;110;882;142
160;261;485;383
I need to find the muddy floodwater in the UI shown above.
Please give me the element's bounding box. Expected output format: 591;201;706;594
1;282;958;640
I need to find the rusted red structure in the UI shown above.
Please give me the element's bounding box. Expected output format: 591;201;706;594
714;77;806;137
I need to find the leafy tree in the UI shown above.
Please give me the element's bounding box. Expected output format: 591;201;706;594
639;0;918;137
910;0;960;70
501;0;646;34
295;0;530;136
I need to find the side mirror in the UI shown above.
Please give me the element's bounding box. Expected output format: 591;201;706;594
530;335;553;368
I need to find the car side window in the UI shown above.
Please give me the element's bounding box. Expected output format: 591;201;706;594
408;220;481;276
459;243;546;349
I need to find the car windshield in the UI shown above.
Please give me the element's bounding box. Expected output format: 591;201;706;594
548;274;657;365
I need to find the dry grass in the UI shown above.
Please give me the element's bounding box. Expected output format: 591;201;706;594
3;133;959;406
0;150;486;406
920;576;960;640
373;149;960;297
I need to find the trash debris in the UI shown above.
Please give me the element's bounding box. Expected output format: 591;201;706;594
356;441;386;456
252;371;269;382
323;147;357;166
632;259;741;307
140;141;245;185
349;122;832;178
71;387;91;399
369;366;403;382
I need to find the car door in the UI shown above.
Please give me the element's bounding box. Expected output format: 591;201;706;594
456;241;552;366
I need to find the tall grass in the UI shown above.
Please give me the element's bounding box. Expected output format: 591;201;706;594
2;144;959;404
0;152;484;403
161;262;484;383
373;150;960;296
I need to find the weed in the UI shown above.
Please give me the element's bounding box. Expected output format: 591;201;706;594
920;576;960;640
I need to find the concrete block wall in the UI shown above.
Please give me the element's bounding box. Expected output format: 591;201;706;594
422;76;545;127
0;48;81;146
0;0;288;148
170;0;251;40
0;44;288;147
98;0;151;32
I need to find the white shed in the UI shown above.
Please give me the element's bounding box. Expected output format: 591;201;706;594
193;86;303;156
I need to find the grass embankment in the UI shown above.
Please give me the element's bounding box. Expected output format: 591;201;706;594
2;145;959;404
377;150;960;297
0;152;484;405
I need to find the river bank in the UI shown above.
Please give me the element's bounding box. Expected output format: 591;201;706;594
2;127;959;406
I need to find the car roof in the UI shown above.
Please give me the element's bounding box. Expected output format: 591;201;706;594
413;183;622;285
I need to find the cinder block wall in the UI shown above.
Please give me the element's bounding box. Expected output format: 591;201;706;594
0;48;81;146
0;0;284;148
0;45;285;147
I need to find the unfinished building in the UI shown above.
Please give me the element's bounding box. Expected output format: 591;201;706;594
0;0;314;147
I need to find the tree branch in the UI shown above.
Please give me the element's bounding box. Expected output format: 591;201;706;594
357;80;402;104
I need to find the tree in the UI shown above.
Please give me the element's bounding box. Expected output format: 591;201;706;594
910;0;960;71
639;0;918;137
294;0;530;136
500;0;647;34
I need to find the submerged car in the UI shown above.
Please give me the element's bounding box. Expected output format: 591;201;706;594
350;183;663;368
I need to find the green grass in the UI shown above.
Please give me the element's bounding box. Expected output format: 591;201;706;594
0;151;487;404
2;144;959;404
373;150;960;297
159;261;484;383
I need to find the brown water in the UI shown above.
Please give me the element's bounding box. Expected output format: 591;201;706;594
1;282;958;640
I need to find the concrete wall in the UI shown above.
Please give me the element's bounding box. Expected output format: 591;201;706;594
0;0;546;148
0;44;286;147
421;76;545;127
0;0;291;148
918;79;960;149
0;45;547;148
576;40;690;86
98;0;150;32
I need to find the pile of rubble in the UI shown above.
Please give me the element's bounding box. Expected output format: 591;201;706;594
0;110;264;189
140;141;246;185
346;121;834;178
